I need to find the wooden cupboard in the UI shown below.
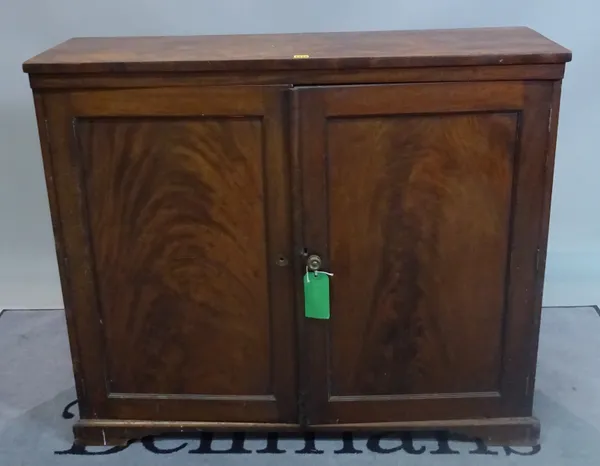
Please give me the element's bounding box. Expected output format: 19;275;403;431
23;27;571;446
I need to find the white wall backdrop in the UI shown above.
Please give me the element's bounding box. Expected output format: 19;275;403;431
0;0;597;309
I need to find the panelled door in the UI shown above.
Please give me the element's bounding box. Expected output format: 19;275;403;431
44;86;297;423
295;82;553;425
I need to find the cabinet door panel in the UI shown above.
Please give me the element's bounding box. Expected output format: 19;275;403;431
296;82;553;424
78;117;271;397
328;113;515;397
44;87;296;423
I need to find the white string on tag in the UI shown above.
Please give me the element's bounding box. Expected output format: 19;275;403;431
306;268;334;282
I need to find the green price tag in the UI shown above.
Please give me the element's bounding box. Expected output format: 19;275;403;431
304;272;330;319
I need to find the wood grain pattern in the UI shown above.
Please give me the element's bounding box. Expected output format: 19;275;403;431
41;86;297;423
23;27;571;75
77;117;271;396
327;112;517;397
297;81;553;425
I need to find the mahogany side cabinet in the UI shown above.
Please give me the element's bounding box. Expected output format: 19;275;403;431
23;27;571;446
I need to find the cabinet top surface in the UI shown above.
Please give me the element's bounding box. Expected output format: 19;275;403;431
23;27;571;75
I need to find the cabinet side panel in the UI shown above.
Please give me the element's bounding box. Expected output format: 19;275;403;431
525;81;562;409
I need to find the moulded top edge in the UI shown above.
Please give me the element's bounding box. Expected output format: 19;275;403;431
23;27;572;75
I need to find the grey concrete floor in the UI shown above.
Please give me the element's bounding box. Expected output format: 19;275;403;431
0;307;599;465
